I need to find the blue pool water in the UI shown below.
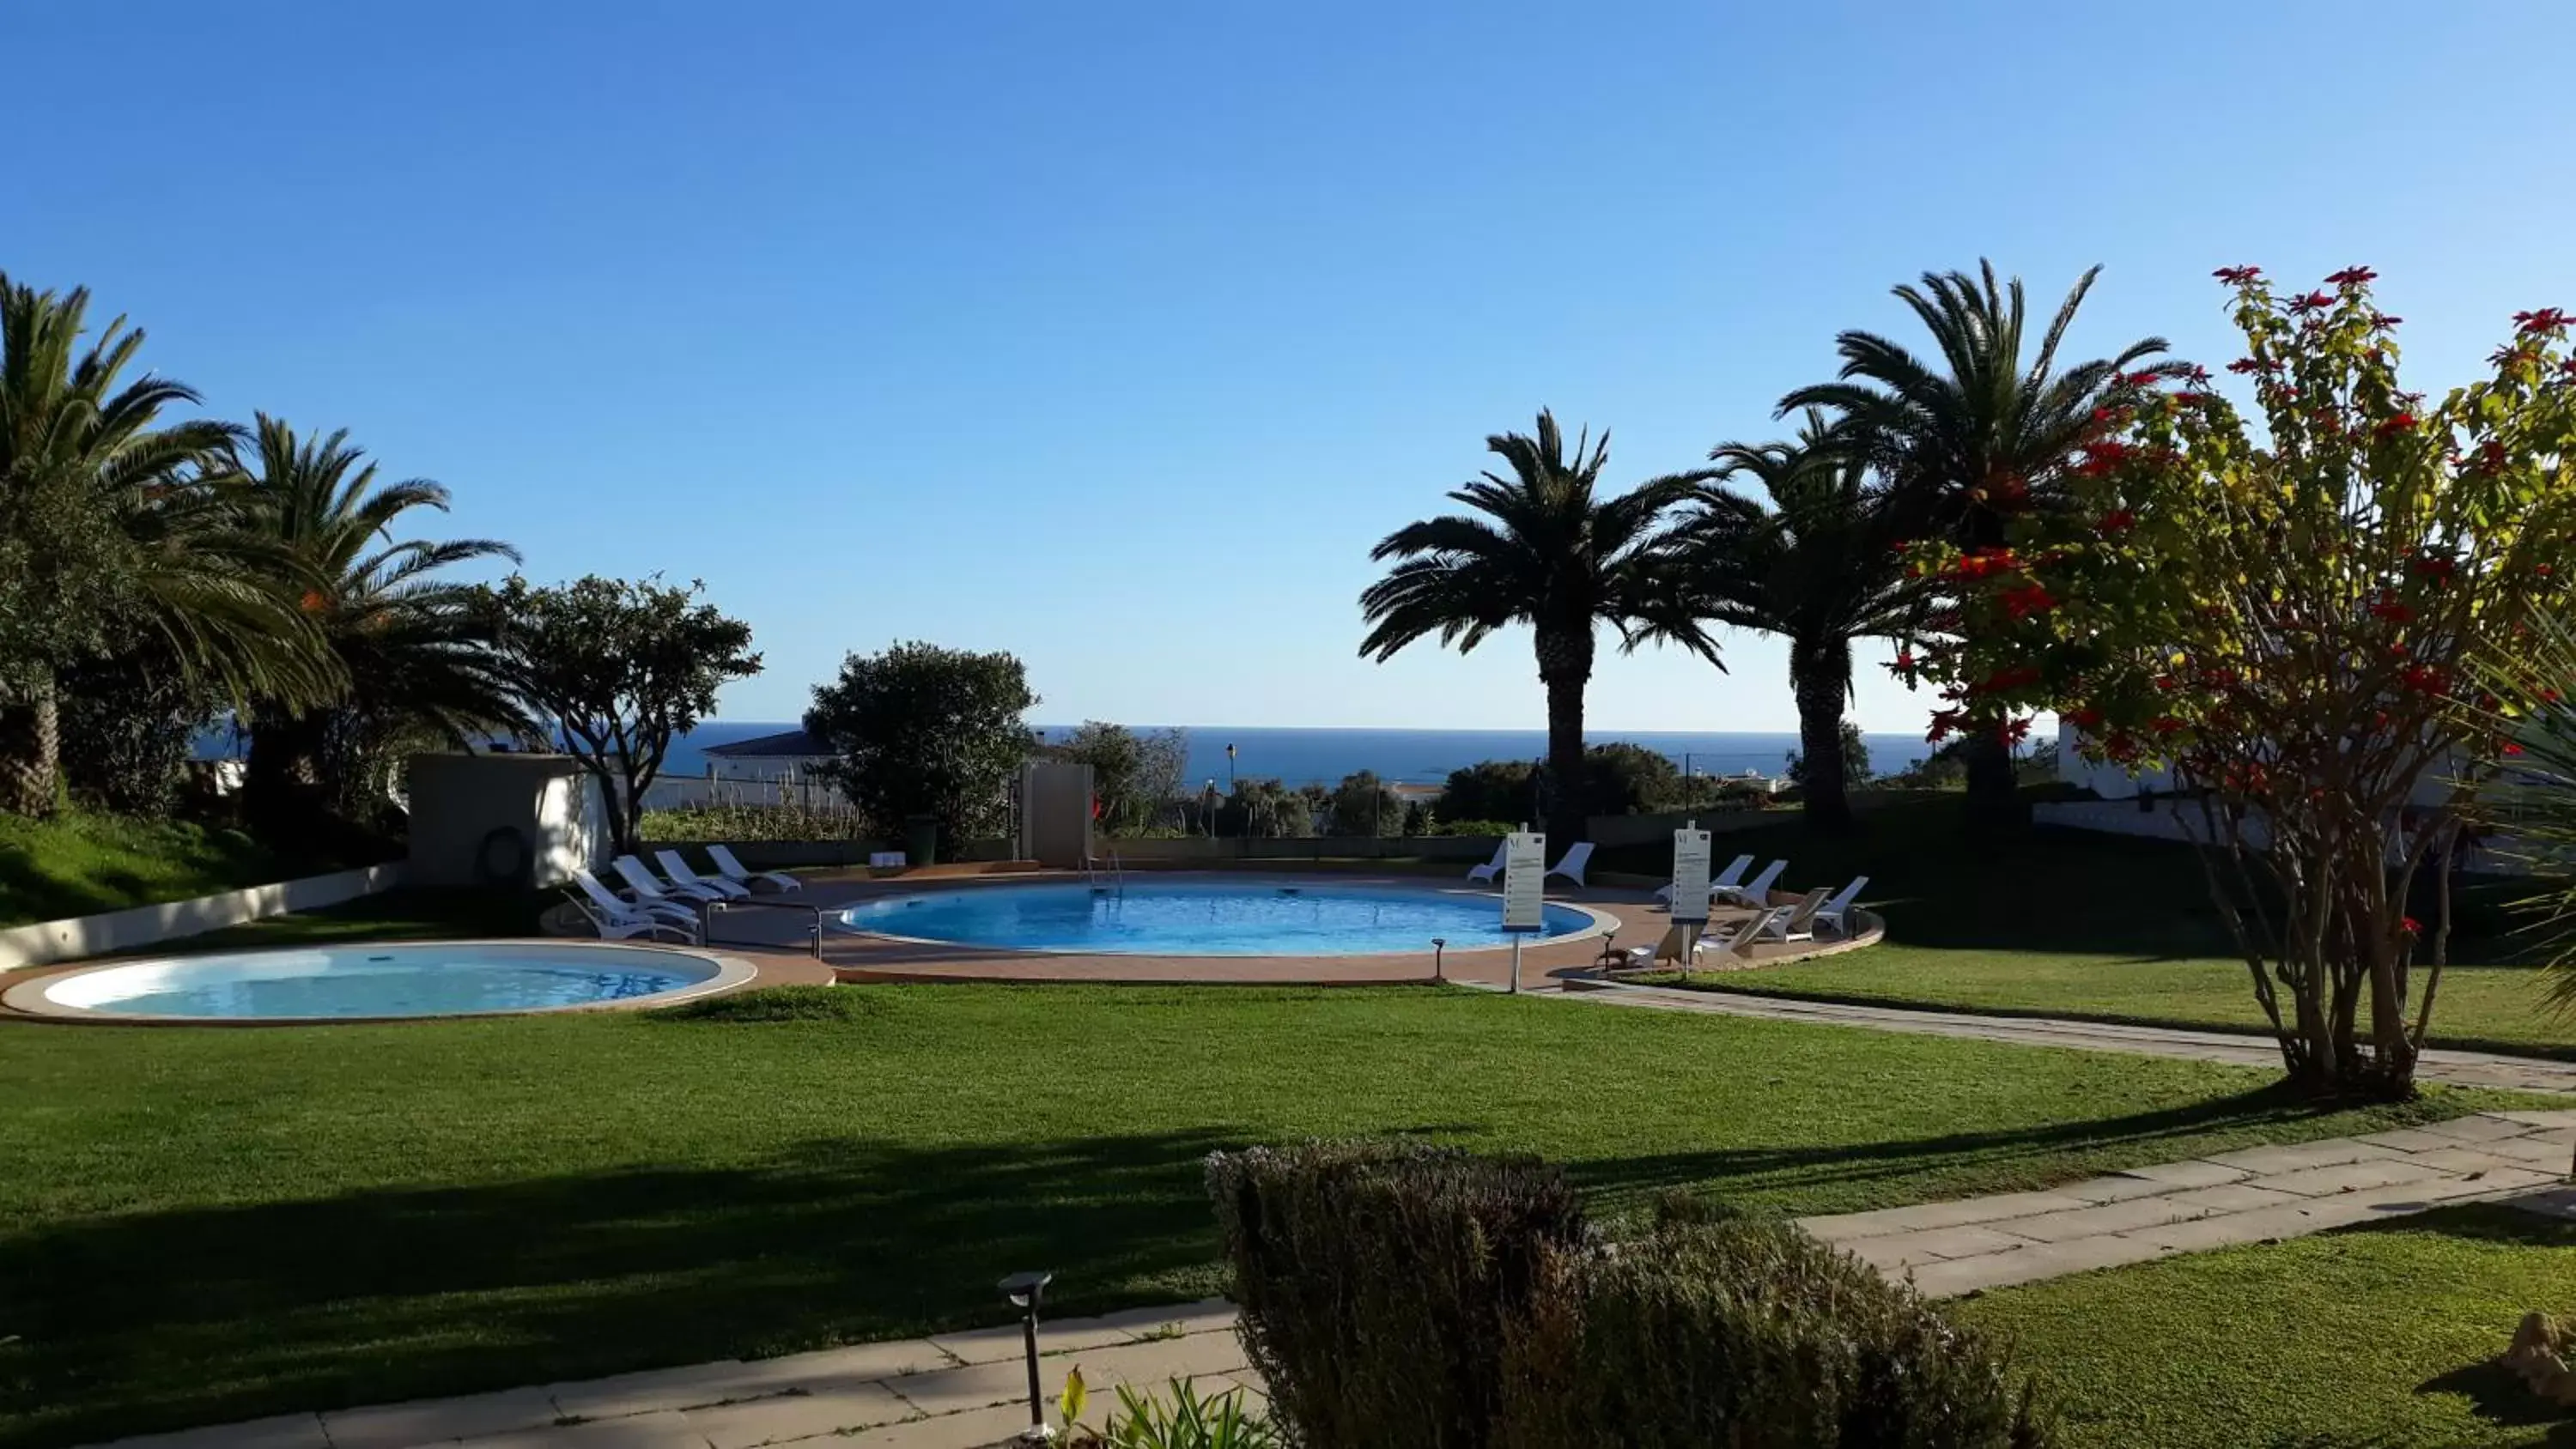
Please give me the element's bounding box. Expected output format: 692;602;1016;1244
841;881;1593;955
38;944;722;1020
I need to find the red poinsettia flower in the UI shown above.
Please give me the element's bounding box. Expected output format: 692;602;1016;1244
2512;307;2571;335
2538;563;2556;578
2069;706;2105;729
2226;358;2262;374
2124;370;2163;387
2290;290;2336;312
2401;916;2422;936
2371;313;2403;328
2324;266;2379;288
2370;597;2415;624
2214;266;2263;284
2099;508;2136;534
2373;412;2417;439
2505;742;2528;756
2001;583;2059;620
2149;716;2184;735
2412;554;2457;580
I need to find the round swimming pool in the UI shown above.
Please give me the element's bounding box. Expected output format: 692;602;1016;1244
841;880;1598;956
7;943;745;1022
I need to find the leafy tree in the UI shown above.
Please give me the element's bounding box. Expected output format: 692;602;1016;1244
805;642;1035;848
1322;770;1402;837
0;275;328;815
1785;721;1873;791
1048;721;1187;836
1580;742;1684;816
56;642;222;816
1783;262;2184;827
1644;413;1920;829
1361;411;1718;846
233;415;524;830
1218;777;1311;838
484;575;761;858
1899;269;2576;1098
1439;759;1540;826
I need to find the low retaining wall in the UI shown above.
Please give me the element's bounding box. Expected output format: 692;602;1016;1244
0;862;406;972
1098;835;1500;864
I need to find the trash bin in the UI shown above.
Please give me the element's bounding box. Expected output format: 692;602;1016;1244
905;814;940;867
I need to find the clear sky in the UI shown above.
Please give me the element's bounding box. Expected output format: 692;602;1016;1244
6;3;2570;732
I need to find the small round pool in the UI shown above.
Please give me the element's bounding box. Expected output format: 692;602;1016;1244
841;880;1598;956
7;943;745;1022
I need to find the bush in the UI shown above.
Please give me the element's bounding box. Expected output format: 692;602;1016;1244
1206;1142;2052;1449
1427;818;1516;838
1206;1140;1585;1447
638;803;877;842
1504;1216;2052;1449
1068;1377;1279;1448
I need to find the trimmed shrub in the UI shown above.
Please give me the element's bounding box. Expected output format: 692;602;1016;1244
1504;1217;2051;1448
1205;1140;1586;1448
1207;1144;2051;1449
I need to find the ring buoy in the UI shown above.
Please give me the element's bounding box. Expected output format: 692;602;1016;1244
475;825;532;886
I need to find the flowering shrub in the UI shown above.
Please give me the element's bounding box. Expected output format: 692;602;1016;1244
1897;268;2576;1097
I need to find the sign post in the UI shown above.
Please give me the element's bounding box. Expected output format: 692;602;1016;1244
1670;821;1711;977
1502;828;1546;993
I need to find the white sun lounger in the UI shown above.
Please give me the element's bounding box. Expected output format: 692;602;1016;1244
1760;888;1834;943
1465;840;1508;883
1656;853;1755;907
571;867;701;930
1615;905;1789;969
1545;841;1595;888
709;843;801;894
656;849;750;899
1813;876;1871;937
615;854;726;906
565;889;701;943
1715;858;1786;908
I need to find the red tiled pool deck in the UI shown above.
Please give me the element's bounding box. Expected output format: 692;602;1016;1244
692;867;1882;991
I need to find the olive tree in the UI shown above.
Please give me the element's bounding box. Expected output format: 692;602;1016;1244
805;642;1036;848
484;574;761;857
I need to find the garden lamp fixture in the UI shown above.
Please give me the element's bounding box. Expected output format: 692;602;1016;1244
999;1270;1055;1442
1431;937;1446;981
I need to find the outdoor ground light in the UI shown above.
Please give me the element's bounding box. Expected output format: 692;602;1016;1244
1000;1270;1055;1442
1431;937;1446;980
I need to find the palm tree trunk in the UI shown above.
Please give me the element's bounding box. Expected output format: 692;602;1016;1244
1963;731;2021;828
0;677;61;817
1791;636;1854;832
1533;628;1593;847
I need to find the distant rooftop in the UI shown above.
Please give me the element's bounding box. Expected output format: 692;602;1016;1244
703;728;829;759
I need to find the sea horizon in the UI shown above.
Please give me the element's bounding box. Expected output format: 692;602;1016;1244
665;721;1934;790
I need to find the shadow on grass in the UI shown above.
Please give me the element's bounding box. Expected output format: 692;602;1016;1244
0;1078;2389;1449
0;1130;1238;1449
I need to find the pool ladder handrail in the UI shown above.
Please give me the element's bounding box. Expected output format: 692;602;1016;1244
1084;851;1126;896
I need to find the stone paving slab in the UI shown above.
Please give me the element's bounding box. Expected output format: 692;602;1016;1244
682;1384;916;1449
473;1412;710;1449
324;1388;562;1449
82;1416;331;1449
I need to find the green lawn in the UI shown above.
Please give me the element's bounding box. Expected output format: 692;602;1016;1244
0;812;298;927
1958;1204;2576;1448
1606;800;2576;1059
0;983;2534;1448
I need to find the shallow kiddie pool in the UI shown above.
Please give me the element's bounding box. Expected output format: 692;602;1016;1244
6;943;748;1022
841;879;1598;956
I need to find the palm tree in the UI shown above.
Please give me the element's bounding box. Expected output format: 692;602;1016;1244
1644;413;1923;830
1781;261;2187;823
0;276;328;815
1360;410;1717;845
230;415;524;826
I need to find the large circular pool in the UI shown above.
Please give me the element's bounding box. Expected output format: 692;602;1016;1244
841;880;1598;955
8;943;744;1022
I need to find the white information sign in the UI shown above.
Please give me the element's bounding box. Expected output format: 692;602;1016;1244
1502;831;1547;932
1670;824;1712;925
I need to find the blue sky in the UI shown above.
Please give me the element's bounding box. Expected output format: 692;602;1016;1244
6;3;2570;732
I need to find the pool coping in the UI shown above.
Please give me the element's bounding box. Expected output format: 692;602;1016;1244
0;940;766;1027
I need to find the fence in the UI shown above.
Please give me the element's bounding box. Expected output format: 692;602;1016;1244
639;767;860;817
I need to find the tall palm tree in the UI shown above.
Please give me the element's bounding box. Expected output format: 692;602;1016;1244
1360;410;1717;845
1781;261;2186;823
1644;413;1923;830
0;275;328;815
230;415;524;826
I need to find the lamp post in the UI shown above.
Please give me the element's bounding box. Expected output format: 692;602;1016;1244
1225;742;1236;787
1000;1270;1055;1442
1431;937;1446;982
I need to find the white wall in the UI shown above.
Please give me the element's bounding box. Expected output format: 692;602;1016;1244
0;863;404;971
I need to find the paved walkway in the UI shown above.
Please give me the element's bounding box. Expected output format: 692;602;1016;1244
103;1301;1250;1449
1803;1107;2575;1297
1563;980;2576;1094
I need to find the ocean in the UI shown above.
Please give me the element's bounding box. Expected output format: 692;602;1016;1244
665;722;1929;790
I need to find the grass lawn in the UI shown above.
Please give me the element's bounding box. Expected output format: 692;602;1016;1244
1957;1204;2576;1448
0;983;2539;1448
1604;799;2576;1060
0;812;312;927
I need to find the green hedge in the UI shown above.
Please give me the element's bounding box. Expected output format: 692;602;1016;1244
1207;1143;2052;1449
